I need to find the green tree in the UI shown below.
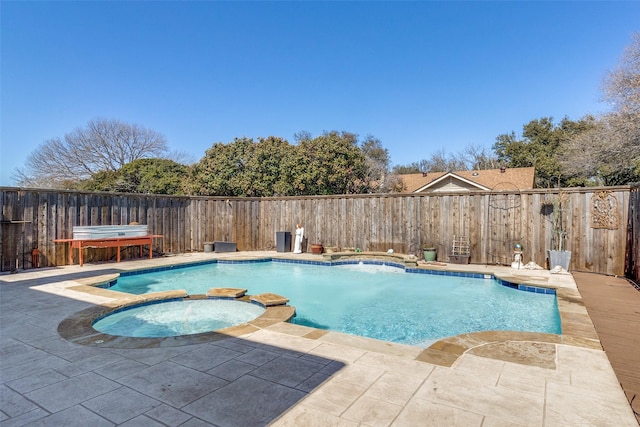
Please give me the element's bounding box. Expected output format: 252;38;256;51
493;117;593;187
187;137;295;196
187;137;252;196
187;131;383;196
81;158;187;194
240;136;294;197
287;131;369;195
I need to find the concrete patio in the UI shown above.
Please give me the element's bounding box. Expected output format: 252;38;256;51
1;252;637;426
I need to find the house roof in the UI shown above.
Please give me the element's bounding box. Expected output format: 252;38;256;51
400;167;536;193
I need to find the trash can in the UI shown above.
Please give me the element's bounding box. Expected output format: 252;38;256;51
276;231;291;252
204;242;214;252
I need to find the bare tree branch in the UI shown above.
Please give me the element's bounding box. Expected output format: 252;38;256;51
16;118;168;188
603;32;640;114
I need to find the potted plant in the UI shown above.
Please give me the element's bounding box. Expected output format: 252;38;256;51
544;191;571;271
310;243;323;254
422;244;437;262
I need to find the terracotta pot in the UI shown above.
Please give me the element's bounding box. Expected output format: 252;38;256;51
310;244;323;254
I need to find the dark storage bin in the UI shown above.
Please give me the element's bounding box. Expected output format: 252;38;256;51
214;242;237;252
276;231;291;252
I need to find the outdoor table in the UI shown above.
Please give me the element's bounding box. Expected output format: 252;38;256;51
53;235;163;266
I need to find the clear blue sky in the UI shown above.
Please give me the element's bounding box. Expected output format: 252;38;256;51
1;1;638;186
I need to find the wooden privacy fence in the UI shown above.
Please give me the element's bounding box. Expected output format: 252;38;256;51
0;186;633;277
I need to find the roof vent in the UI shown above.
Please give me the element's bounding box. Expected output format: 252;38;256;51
500;167;506;173
472;172;479;176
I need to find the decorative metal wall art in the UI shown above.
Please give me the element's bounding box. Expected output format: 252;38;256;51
590;191;618;229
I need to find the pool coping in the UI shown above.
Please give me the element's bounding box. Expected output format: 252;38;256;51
58;252;602;368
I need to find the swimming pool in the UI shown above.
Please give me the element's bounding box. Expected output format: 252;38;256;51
107;260;561;347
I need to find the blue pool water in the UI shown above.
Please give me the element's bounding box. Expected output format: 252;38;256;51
93;299;265;338
108;261;561;347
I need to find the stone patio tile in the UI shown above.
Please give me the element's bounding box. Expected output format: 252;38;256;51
110;346;195;366
309;364;342;389
24;372;120;413
391;398;483;427
182;374;306;427
556;345;622;389
301;377;368;416
250;354;326;387
330;362;384;388
452;353;504;383
342;395;402;426
1;347;56;371
1;352;71;383
211;337;257;354
308;342;366;363
0;407;50;427
271;405;359;426
545;382;637;426
363;372;425;406
235;347;281;366
355;351;434;379
93;359;150;380
28;335;86;355
495;373;546;396
118;414;166;427
83;386;162;424
25;405;114;427
116;361;228;408
265;321;322;337
207;359;257;381
54;352;127;377
414;367;544;426
5;369;69;394
298;351;338;366
499;358;570;385
170;344;242;371
178;417;217;427
248;329;321;353
557;344;611;367
481;416;532;427
569;364;624;391
144;403;192;426
0;338;34;358
55;345;109;363
295;371;334;393
242;339;306;358
0;384;41;417
3;322;55;345
319;332;421;359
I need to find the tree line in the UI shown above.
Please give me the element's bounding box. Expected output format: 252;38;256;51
14;33;640;194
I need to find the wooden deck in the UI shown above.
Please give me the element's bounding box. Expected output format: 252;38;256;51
573;272;640;424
